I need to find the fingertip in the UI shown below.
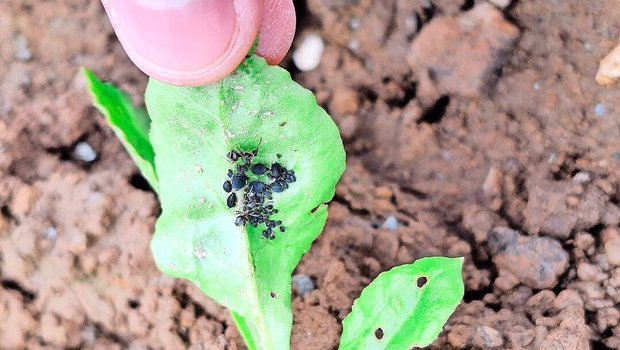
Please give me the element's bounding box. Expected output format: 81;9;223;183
255;0;296;65
102;0;264;86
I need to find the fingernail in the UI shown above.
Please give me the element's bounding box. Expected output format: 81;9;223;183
102;0;238;85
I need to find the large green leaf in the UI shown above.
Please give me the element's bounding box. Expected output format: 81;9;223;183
145;55;346;349
83;69;159;192
339;257;464;350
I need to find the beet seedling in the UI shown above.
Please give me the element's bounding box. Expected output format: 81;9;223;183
339;257;464;350
84;54;463;349
85;55;346;349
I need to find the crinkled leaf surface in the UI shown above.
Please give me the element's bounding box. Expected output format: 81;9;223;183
145;55;345;349
83;68;159;192
339;257;464;350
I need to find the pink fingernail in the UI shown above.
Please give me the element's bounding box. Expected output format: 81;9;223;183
103;0;238;85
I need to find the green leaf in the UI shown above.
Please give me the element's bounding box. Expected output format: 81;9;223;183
145;55;345;349
83;68;159;192
339;257;464;350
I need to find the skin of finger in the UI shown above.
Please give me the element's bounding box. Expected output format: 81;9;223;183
255;0;296;65
102;0;264;86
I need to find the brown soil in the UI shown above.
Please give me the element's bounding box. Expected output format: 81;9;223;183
2;0;620;349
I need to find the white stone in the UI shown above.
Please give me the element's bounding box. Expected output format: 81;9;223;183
44;227;57;240
382;215;399;231
487;0;512;9
596;42;620;85
12;34;32;61
74;142;97;162
292;274;315;297
293;34;325;72
573;172;591;184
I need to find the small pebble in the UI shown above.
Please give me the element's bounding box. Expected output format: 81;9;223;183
405;15;419;32
487;0;512;9
74;142;97;162
349;18;361;30
292;274;315;297
382;215;399;231
573;171;591;184
44;227;57;240
292;34;325;72
594;103;606;117
347;39;360;52
12;34;32;61
533;81;542;90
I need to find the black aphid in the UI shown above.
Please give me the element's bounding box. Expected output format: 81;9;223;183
237;163;250;173
227;151;240;162
223;180;232;193
248;181;266;193
235;216;246;226
271;182;284;193
251;163;268;175
227;193;237;208
262;228;274;240
269;163;284;178
224;146;297;240
231;174;247;190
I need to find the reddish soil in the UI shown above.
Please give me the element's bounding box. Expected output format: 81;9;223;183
2;1;620;349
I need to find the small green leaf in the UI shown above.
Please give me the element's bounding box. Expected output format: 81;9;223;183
145;55;345;349
339;257;464;350
83;68;159;192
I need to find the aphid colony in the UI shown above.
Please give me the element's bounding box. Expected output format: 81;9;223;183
223;148;296;240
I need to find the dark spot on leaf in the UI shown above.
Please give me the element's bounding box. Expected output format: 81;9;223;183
375;328;384;340
279;121;287;127
270;292;277;299
310;205;320;213
416;276;427;288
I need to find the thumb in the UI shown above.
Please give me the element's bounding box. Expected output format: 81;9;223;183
101;0;263;86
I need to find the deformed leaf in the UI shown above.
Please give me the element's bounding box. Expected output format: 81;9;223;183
145;55;345;349
339;257;464;350
83;68;159;192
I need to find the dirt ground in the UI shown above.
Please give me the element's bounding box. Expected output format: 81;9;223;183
1;0;620;349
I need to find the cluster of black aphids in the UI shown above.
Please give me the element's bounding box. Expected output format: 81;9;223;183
222;149;296;240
